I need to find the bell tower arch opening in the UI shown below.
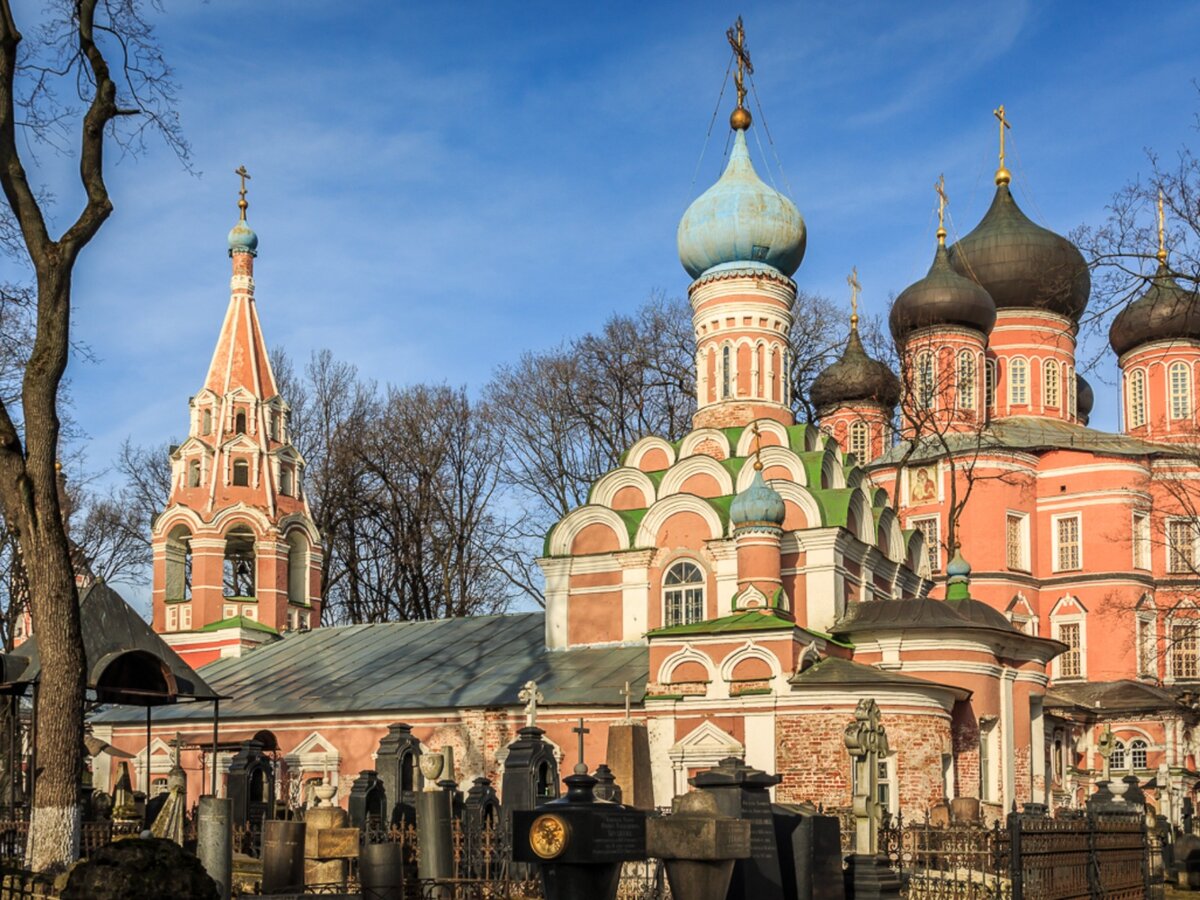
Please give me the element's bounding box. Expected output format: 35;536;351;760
224;525;257;599
286;530;308;606
164;524;193;602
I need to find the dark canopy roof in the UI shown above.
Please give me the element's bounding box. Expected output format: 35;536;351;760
92;612;647;725
789;656;970;701
3;582;217;706
1045;679;1186;716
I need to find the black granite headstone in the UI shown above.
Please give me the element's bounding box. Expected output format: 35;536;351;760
593;765;622;803
463;776;501;833
690;757;784;899
374;723;422;828
500;726;560;823
226;740;274;829
347;769;387;829
773;803;845;900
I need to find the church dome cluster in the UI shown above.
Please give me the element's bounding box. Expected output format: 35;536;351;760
1109;262;1200;357
889;242;997;342
810;325;901;411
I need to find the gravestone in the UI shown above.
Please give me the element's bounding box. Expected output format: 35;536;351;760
593;764;621;803
261;819;306;893
226;740;274;830
646;790;751;900
842;699;900;900
512;770;646;900
416;750;454;884
690;756;784;898
348;770;387;829
464;776;501;833
375;723;422;828
197;796;233;900
773;803;845;900
606;681;654;810
303;804;357;887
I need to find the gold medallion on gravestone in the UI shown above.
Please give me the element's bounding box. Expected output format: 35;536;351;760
529;814;569;859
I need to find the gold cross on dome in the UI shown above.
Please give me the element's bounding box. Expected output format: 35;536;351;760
234;165;251;220
726;16;753;110
847;266;861;329
935;174;949;243
993;105;1010;166
751;421;765;471
1157;188;1168;265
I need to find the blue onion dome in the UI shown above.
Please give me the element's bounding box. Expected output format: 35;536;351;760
228;218;259;256
945;549;971;579
730;468;786;529
1109;262;1200;357
677;130;806;279
890;242;997;342
810;324;900;411
947;184;1090;321
1075;373;1094;424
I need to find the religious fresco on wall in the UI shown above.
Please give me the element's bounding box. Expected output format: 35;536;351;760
908;464;939;504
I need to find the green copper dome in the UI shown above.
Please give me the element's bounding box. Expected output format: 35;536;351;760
730;469;786;530
947;184;1089;321
677;130;806;279
890;243;997;342
228;219;259;257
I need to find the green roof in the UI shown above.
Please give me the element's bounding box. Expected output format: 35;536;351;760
646;610;796;637
199;615;279;635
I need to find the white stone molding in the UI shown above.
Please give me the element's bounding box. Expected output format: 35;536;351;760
678;428;732;460
667;721;744;797
590;467;656;509
635;495;725;546
659;454;734;498
548;506;632;557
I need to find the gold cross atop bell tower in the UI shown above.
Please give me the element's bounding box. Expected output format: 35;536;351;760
935;174;949;245
993;105;1012;186
847;266;861;331
726;17;754;131
235;165;251;220
1157;189;1169;265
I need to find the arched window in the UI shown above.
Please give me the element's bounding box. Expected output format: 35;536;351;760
232;459;250;487
223;525;256;598
165;525;193;602
1044;360;1060;408
1129;369;1147;428
287;531;307;606
782;350;791;405
280;466;293;497
1129;739;1148;770
957;351;976;410
1170;361;1192;419
269;412;280;441
917;352;935;410
235;410;247;434
201;408;212;435
721;346;731;399
1009;358;1028;405
188;460;201;488
664;561;705;627
1110;740;1126;771
1067;366;1077;418
985;359;997;411
849;421;869;460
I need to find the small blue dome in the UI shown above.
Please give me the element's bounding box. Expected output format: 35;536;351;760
946;549;971;579
730;469;786;529
677;130;806;279
228;219;258;256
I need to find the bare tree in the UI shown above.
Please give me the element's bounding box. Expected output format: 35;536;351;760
0;0;186;868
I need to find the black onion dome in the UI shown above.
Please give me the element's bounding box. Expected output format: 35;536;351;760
889;243;997;342
947;184;1090;320
1109;263;1200;357
811;326;901;411
1075;373;1094;423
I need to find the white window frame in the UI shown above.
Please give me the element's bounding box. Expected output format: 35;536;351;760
1052;613;1086;680
1170;361;1192;420
1132;511;1151;571
1110;739;1127;771
1043;359;1060;408
165;606;178;632
1168;610;1200;682
1052;513;1082;573
242;605;257;621
908;514;941;574
985;359;997;411
1168;517;1198;575
957;351;976;410
1136;609;1157;678
849;421;869;460
917;351;936;411
1009;357;1029;406
179;605;192;630
663;559;706;628
1067;365;1077;418
1128;368;1147;429
1005;511;1030;572
1129;739;1149;770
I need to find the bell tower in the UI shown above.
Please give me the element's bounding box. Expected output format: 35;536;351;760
150;169;323;668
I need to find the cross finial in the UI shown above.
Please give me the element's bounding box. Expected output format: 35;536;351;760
935;174;949;246
518;680;544;729
619;681;633;724
572;718;590;775
751;421;764;471
725;16;754;129
234;165;251;220
1157;188;1168;265
992;105;1011;186
847;266;861;331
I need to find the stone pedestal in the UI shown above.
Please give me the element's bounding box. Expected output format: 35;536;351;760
646;791;750;900
773;803;844;900
605;723;653;810
261;819;305;894
844;853;901;900
197;796;233;900
303;806;357;887
416;790;454;881
360;841;404;900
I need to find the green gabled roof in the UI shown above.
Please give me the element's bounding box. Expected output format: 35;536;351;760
705;494;734;530
719;456;748;479
808;487;856;528
615;507;647;543
797;450;828;488
785;425;811;454
647;609;796;637
200;615;278;635
644;468;667;487
721;426;745;449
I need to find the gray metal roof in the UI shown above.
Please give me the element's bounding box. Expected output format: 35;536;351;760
91;612;647;725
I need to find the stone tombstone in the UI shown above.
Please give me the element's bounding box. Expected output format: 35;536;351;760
348;769;387;830
303;804;357;887
689;756;784;899
463;776;501;833
606;683;654;810
374;723;422;828
226;740;275;829
197;796;233;900
512;770;646;900
646;790;751;900
1097;724;1115;781
417;751;454;884
261;819;306;894
500;726;561;820
772;803;845;900
593;764;621;803
842;699;900;900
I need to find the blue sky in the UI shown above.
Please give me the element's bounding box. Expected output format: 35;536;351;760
11;0;1200;479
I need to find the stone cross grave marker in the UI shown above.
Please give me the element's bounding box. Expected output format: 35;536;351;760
519;680;544;728
573;718;590;775
1097;724;1115;782
843;698;888;856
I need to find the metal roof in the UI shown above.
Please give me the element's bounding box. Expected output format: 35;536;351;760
789;656;971;701
91;612;647;725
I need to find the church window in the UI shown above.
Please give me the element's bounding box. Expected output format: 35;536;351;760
280;467;293;496
1129;739;1149;770
721;346;731;399
269;412;280;441
202;408;212;435
957;351;976;410
1137;613;1156;677
1009;357;1028;405
287;531;308;606
1006;512;1029;571
235;410;247;434
1133;512;1151;570
1110;740;1126;771
1054;514;1081;572
1057;622;1081;678
1170;362;1192;419
909;515;940;573
1067;366;1077;418
188;460;201;488
233;460;250;487
663;561;705;627
1043;360;1060;408
916;352;935;410
979;720;997;801
849;422;869;460
223;525;256;598
165;525;192;602
151;777;169;797
1172;622;1199;680
1129;369;1147;428
1168;519;1197;574
985;359;997;411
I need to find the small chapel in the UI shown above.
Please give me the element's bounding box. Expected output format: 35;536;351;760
90;26;1200;828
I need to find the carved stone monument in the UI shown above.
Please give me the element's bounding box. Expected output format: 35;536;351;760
374;723;423;828
348;769;387;829
843;699;900;899
303;803;357;887
646;790;751;900
605;681;654;810
416;750;454;884
226;740;274;830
